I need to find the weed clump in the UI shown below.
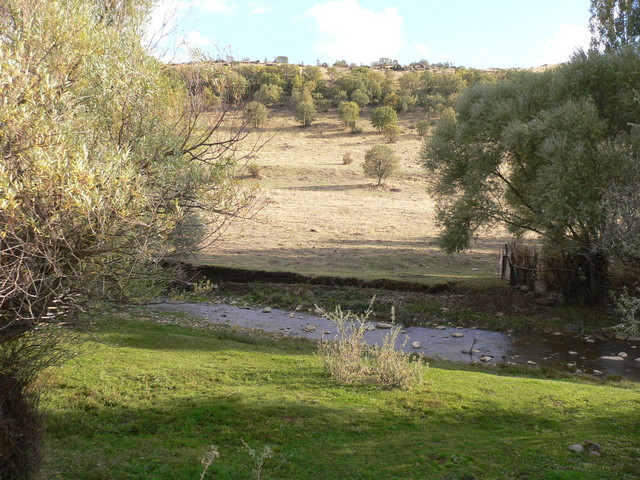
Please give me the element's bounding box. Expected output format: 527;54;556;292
318;300;424;388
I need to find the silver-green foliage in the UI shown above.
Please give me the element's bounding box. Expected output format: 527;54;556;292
318;301;424;389
422;47;640;301
611;288;640;336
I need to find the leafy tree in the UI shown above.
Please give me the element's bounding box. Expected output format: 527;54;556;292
295;99;317;126
370;106;398;132
0;1;257;476
350;89;370;107
338;101;360;132
422;47;640;303
363;145;400;186
590;0;640;51
274;55;289;63
255;83;283;105
245;102;269;128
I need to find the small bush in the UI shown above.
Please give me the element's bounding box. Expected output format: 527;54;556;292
611;288;640;336
416;120;430;136
318;300;424;389
342;152;353;165
247;163;262;179
362;145;400;186
383;123;401;143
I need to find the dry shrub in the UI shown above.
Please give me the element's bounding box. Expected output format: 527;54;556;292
317;301;424;389
538;250;579;292
342;152;353;165
248;163;262;179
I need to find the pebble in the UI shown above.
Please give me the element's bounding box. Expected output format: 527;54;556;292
569;351;577;355
323;331;331;335
376;322;393;329
553;332;563;336
635;358;640;362
451;333;464;338
435;325;446;330
262;307;272;313
586;338;595;343
303;324;316;333
593;369;603;375
411;341;422;349
618;352;628;358
295;305;304;311
568;444;584;453
527;360;537;365
289;313;295;318
479;356;493;362
600;355;624;361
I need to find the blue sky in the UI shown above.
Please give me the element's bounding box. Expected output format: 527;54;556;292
148;0;593;69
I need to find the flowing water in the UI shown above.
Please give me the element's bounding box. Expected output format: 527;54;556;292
150;302;640;380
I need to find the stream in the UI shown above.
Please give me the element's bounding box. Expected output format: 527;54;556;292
149;302;640;380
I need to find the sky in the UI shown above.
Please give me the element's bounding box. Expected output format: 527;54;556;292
148;0;593;69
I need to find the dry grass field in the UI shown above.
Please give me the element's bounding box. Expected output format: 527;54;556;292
197;107;511;287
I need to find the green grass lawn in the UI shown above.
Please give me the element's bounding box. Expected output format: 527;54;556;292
43;308;640;479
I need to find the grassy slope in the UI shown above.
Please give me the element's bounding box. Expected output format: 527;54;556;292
43;310;640;479
198;109;513;289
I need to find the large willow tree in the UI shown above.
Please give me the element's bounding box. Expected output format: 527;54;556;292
0;1;256;476
422;47;640;304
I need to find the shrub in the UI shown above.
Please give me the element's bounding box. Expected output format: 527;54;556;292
247;163;262;179
416;120;430;136
363;145;400;186
318;301;424;389
370;105;398;132
295;100;316;126
383;123;401;143
342;152;353;165
610;288;640;336
244;101;268;128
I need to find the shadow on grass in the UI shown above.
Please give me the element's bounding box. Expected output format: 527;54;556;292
44;367;640;480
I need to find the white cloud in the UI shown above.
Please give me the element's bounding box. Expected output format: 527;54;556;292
413;43;429;57
250;6;271;15
249;2;272;15
538;24;591;66
304;0;404;65
193;0;235;13
184;30;215;47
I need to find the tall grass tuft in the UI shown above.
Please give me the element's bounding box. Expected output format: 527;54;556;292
318;300;424;388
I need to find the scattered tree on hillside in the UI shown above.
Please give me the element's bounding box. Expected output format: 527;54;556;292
350;89;370;107
338;101;360;132
370;106;398;132
0;1;258;476
422;47;640;304
245;101;269;127
295;100;317;126
363;145;400;186
590;0;640;51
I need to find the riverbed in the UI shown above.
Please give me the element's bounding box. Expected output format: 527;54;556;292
149;302;640;380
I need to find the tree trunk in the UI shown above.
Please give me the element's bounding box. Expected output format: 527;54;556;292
577;251;609;305
0;372;42;480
